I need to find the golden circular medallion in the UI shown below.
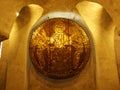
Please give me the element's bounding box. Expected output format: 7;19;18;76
29;18;90;79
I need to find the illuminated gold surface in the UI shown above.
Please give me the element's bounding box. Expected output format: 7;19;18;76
29;18;90;79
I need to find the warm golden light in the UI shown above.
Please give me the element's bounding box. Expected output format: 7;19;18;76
29;18;90;79
50;21;72;48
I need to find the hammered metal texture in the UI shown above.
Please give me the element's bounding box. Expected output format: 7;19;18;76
29;18;90;79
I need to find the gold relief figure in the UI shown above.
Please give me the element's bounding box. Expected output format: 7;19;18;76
29;18;91;79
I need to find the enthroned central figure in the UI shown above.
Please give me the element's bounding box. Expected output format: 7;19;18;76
29;18;90;79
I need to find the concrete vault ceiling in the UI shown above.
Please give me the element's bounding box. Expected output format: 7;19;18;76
0;0;120;41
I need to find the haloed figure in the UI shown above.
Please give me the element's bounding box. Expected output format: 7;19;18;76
29;18;91;79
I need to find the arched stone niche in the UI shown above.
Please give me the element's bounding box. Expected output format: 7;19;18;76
28;11;95;89
29;12;92;79
0;1;119;90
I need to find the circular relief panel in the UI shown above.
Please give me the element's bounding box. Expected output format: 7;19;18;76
29;18;91;79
